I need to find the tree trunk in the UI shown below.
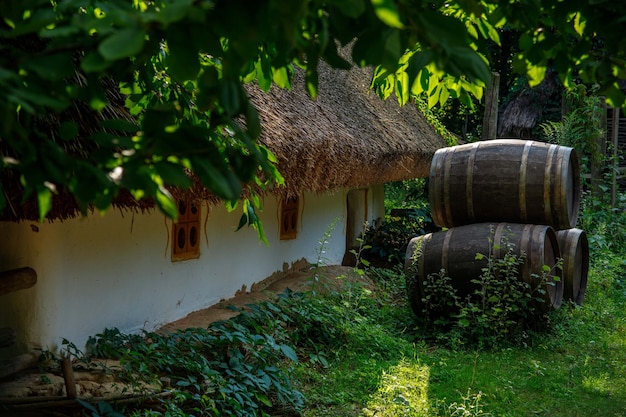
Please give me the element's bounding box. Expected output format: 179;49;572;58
0;267;37;296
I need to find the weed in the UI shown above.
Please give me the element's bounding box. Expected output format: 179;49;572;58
414;230;560;349
436;390;491;417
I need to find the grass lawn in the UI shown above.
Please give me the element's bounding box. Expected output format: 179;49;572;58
291;248;626;417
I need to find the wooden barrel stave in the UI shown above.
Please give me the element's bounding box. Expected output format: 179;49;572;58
555;228;589;305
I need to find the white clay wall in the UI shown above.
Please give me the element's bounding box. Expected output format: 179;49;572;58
0;186;384;359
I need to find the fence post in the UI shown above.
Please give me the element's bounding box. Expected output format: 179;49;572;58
482;72;500;140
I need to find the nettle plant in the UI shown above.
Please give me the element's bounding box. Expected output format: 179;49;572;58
416;237;561;349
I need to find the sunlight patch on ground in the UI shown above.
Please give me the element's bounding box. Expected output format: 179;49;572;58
362;358;431;417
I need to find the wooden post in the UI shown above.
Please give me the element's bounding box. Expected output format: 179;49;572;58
0;267;37;296
61;356;77;399
0;327;16;348
482;72;500;140
611;107;620;207
591;101;607;198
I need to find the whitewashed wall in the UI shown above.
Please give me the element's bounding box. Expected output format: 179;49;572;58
0;186;384;359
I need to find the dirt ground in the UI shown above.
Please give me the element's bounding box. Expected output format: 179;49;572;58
159;263;366;332
0;264;368;403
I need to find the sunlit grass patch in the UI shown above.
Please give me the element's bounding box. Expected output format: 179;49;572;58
362;358;431;417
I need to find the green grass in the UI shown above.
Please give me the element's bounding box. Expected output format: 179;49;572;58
290;247;626;417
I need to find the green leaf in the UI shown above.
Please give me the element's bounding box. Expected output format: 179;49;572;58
81;51;111;73
12;88;69;112
330;0;366;18
167;24;201;81
236;212;248;231
59;122;79;141
154;161;193;189
98;27;146;61
256;393;273;407
245;102;262;139
193;159;240;201
37;187;52;222
371;0;404;29
255;57;272;91
156;0;193;26
219;79;242;116
527;64;547;87
272;66;291;89
24;52;74;80
305;66;319;99
279;344;298;362
573;12;586;36
155;186;178;219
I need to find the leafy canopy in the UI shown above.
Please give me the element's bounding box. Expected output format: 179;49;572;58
1;0;625;222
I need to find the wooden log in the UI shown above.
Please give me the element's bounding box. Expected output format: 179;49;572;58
0;267;37;296
0;352;39;380
0;327;16;348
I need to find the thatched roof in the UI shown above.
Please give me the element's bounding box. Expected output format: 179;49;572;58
250;60;447;198
498;69;561;138
2;60;446;222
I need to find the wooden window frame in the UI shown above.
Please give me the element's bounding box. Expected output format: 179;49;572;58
172;198;201;261
280;196;299;240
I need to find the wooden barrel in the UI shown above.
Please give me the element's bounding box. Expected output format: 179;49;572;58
429;139;580;230
404;223;563;316
555;228;589;306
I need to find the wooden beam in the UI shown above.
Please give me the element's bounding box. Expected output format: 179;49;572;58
0;352;39;380
0;267;37;296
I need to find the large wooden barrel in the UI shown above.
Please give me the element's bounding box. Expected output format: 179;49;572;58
404;223;563;316
555;228;589;306
429;139;580;230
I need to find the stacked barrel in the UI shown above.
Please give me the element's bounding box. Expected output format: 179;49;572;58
405;139;589;316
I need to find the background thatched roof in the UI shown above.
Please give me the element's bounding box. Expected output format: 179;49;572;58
250;60;447;198
498;70;561;138
2;60;446;222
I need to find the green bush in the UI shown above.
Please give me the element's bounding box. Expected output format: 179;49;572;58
412;235;560;349
363;207;438;265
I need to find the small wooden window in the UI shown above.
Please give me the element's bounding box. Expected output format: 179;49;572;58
280;196;299;240
172;199;201;261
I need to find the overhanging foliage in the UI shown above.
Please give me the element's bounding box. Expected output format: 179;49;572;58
1;0;625;223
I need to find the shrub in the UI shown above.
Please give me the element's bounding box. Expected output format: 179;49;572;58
363;207;438;265
413;234;560;349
